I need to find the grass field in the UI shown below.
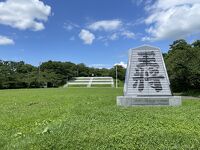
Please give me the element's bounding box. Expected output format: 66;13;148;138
1;88;200;149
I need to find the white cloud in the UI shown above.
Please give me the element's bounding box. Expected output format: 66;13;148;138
0;35;14;45
131;0;143;6
131;0;153;6
108;31;135;41
63;21;80;31
87;19;135;43
115;61;127;68
149;0;200;10
0;0;51;31
71;19;136;44
141;36;151;41
88;19;122;31
64;25;73;31
89;64;111;69
144;0;200;40
79;29;95;45
110;33;119;41
121;31;135;39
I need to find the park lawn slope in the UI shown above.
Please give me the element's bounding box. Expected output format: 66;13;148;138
0;88;200;149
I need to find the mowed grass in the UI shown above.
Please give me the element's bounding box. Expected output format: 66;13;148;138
0;88;200;149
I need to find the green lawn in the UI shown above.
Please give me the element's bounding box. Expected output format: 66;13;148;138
0;88;200;149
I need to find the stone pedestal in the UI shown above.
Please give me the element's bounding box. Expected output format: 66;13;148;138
117;96;182;106
117;45;182;107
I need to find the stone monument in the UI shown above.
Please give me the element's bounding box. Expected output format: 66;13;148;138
117;45;181;106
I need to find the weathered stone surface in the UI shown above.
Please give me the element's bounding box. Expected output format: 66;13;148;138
117;45;182;106
117;96;182;106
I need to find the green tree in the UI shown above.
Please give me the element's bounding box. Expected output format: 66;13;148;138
109;65;126;81
165;39;200;92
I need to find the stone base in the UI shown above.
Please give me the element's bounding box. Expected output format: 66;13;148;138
117;96;181;106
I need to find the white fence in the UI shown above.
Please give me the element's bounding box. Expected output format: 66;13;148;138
64;77;114;88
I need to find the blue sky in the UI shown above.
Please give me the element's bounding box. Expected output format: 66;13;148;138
0;0;200;68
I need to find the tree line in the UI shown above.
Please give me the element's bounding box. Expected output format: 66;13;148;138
164;39;200;92
0;39;199;92
0;60;125;89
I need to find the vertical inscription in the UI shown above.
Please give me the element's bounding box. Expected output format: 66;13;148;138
132;51;164;92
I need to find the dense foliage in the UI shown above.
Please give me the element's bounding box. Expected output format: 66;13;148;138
0;60;125;89
0;39;199;92
164;39;200;92
0;88;200;149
